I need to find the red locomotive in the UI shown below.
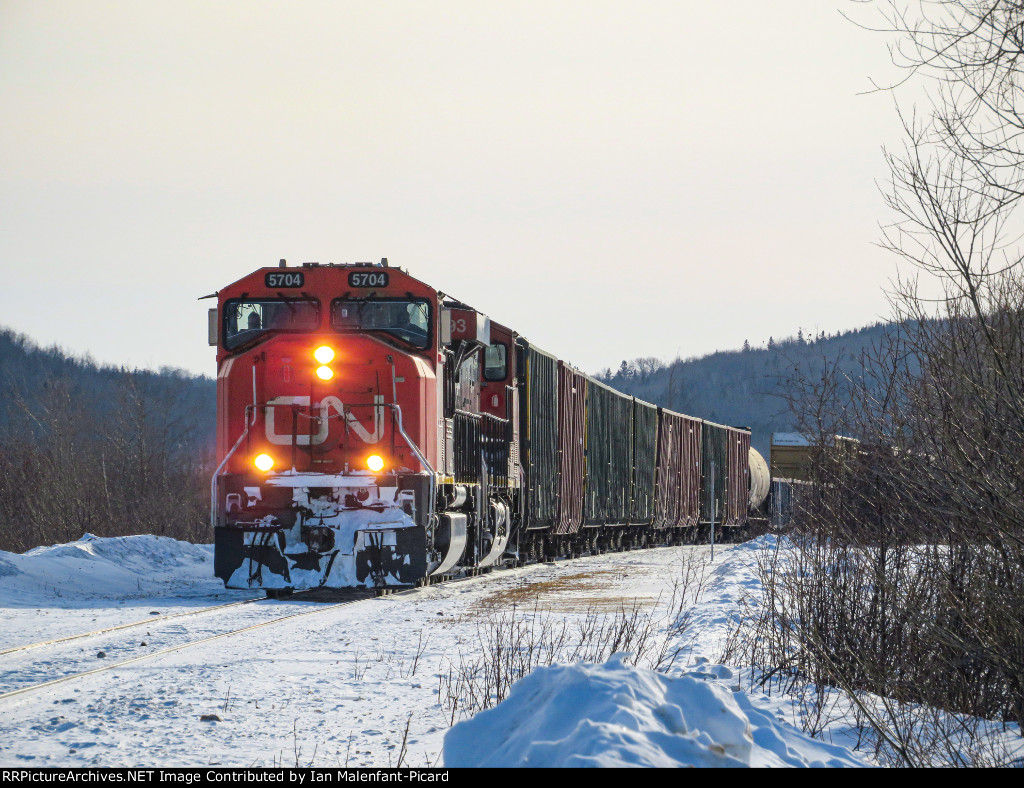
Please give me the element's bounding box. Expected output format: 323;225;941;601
208;260;769;591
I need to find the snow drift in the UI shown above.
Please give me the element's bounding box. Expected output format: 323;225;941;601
0;533;219;605
443;656;869;768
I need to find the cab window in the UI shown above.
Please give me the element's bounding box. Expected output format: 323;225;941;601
483;343;508;381
331;298;432;349
223;298;319;350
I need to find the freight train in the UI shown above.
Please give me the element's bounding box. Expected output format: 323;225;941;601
207;260;771;592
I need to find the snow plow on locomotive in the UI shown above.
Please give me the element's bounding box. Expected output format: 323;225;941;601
208;260;770;592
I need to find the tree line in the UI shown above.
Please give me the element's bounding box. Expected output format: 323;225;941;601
594;323;893;457
0;329;215;552
729;1;1024;764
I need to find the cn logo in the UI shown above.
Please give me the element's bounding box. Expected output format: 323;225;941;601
265;395;384;445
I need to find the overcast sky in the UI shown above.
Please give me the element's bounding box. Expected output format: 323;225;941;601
0;1;907;376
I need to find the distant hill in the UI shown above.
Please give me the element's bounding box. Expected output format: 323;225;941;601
593;323;894;457
0;327;215;445
0;328;215;552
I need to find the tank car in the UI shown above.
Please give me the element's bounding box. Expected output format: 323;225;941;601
207;260;769;592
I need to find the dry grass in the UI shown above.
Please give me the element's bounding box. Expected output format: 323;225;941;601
467;569;658;615
438;549;714;723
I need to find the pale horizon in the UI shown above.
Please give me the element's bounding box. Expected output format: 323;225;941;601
1;1;908;376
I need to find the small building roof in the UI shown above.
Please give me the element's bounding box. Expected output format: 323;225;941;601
771;432;811;446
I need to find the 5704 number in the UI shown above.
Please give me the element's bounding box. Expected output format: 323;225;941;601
348;271;389;288
265;272;305;288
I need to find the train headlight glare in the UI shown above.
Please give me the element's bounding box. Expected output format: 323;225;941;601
367;454;385;472
254;453;274;472
313;346;335;364
316;365;334;380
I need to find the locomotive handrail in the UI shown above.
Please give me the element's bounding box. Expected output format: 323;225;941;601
210;404;256;529
384;401;439;558
385;402;434;478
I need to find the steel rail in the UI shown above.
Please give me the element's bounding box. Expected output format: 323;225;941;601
0;596;263;658
0;595;374;703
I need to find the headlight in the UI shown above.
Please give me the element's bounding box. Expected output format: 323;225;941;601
254;453;274;472
315;365;334;380
367;454;385;472
314;346;335;364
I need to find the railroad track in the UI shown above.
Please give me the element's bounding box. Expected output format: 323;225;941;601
0;588;379;702
0;597;264;658
0;573;505;702
0;582;401;660
0;548;680;704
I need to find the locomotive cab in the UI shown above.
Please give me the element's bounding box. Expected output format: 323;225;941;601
211;263;449;590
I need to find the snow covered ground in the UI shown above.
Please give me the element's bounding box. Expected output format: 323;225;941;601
0;535;708;766
0;535;261;650
442;537;872;768
444;658;865;767
2;532;1011;767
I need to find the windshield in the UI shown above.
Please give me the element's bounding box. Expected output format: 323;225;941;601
224;298;320;350
483;343;508;381
331;298;431;349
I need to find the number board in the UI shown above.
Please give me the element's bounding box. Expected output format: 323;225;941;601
264;272;305;288
348;271;389;288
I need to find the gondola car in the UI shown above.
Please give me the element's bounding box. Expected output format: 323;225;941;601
207;260;769;591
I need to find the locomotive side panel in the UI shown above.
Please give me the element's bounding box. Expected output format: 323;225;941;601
630;399;658;526
555;362;586;535
477;324;519;495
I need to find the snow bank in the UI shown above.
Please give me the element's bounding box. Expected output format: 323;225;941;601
0;533;218;605
443;656;869;768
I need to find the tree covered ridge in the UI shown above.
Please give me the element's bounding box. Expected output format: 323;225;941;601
0;327;216;552
593;322;894;456
0;327;215;436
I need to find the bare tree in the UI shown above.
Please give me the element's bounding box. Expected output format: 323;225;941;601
0;371;214;552
726;3;1024;763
